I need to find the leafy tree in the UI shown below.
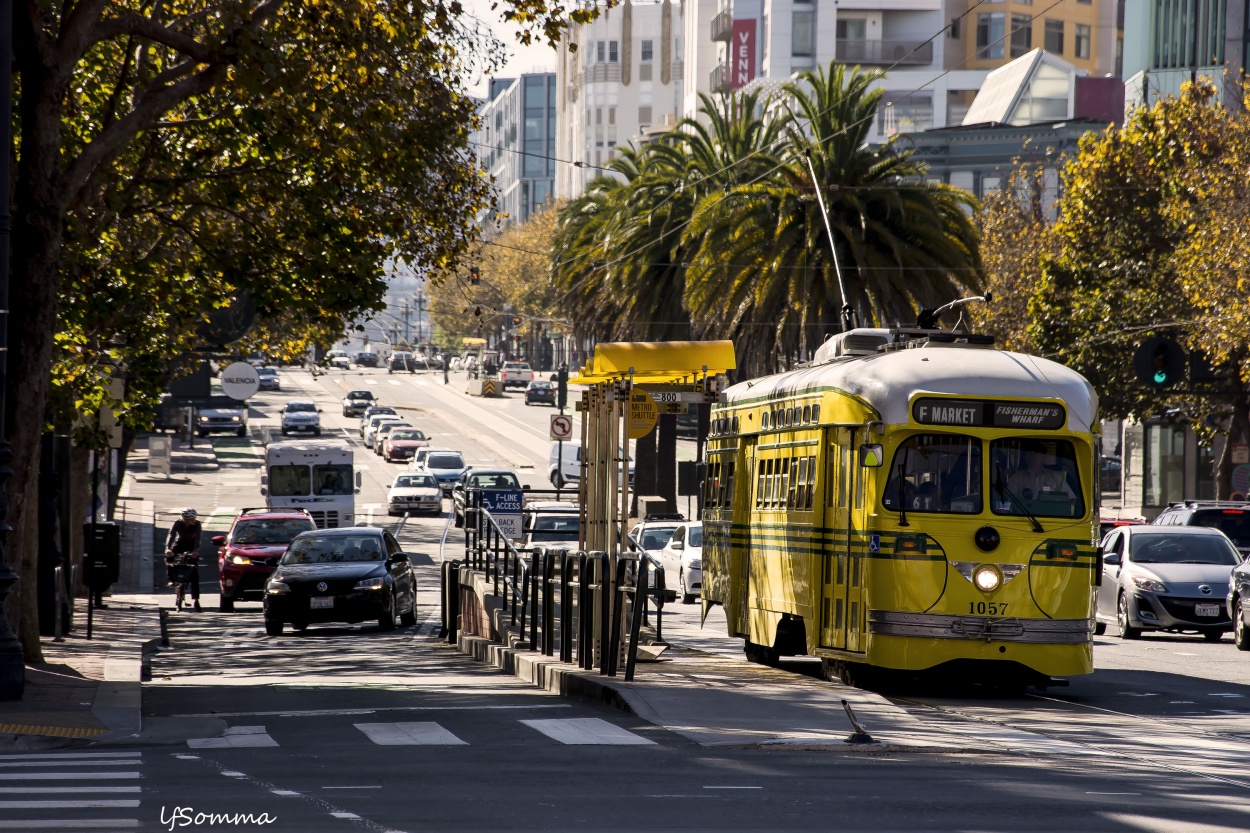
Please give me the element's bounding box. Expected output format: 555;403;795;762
7;0;585;660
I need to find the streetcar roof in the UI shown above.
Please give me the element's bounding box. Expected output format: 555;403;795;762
722;343;1097;431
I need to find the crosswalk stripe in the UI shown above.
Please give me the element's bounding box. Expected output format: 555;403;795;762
355;722;467;745
0;800;140;809
0;761;138;769
0;773;140;781
0;822;139;830
0;754;139;762
521;718;655;746
188;725;278;748
0;752;142;831
0;788;140;794
387;380;401;386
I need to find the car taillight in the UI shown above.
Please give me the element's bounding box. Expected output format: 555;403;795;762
1224;510;1245;514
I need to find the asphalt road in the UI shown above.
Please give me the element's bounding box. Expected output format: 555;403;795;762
25;364;1248;832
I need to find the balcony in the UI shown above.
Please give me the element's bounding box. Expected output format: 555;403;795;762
709;62;732;93
576;63;623;86
835;39;934;67
711;9;733;42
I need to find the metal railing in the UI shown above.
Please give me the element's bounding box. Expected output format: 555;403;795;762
835;39;934;66
710;9;733;41
709;62;732;93
445;489;666;680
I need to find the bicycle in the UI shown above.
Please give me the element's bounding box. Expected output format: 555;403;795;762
166;552;197;611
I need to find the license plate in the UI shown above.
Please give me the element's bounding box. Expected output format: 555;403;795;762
1195;603;1219;617
310;597;334;609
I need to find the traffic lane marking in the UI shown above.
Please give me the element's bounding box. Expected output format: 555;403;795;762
355;722;467;745
173;704;573;719
520;717;656;745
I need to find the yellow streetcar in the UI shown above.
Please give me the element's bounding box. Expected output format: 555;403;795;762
702;326;1100;689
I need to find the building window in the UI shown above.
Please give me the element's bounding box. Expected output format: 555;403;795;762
1044;19;1064;53
976;13;1006;59
596;40;605;62
836;18;866;41
608;107;616;125
1077;0;1091;4
638;105;652;126
949;17;961;39
641;39;653;61
1010;14;1032;58
1075;23;1090;59
609;41;619;62
792;8;815;57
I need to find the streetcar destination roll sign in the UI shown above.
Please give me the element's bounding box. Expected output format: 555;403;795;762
911;398;1066;429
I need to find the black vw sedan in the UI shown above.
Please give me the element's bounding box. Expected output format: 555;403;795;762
262;527;418;636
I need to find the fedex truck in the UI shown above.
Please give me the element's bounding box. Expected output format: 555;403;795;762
261;438;360;528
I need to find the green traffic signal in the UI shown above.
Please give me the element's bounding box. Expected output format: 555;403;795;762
1133;337;1186;388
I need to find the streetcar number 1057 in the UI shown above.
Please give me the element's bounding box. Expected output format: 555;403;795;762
969;602;1008;615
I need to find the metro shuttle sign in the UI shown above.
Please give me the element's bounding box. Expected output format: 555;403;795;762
731;19;756;90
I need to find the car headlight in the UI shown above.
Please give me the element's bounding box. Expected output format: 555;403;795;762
230;555;252;565
231;415;241;422
266;580;290;594
354;577;386;590
199;416;209;422
973;563;1002;593
688;559;702;570
1131;576;1169;593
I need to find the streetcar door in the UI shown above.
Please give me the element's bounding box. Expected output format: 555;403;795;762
737;439;757;638
820;428;853;650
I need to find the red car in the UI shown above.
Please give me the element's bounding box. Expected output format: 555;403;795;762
214;508;317;611
382;427;431;463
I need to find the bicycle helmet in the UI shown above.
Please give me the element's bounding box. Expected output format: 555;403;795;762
181;508;198;520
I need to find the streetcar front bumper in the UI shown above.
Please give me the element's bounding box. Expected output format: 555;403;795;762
867;611;1092;644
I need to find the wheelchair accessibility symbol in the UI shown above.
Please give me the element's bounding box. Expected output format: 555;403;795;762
868;534;880;554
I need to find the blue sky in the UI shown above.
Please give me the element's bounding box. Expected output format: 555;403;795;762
462;0;559;98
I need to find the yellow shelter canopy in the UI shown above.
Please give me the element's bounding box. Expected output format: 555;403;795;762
572;341;736;386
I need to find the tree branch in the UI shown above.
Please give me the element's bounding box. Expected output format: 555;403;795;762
92;13;214;62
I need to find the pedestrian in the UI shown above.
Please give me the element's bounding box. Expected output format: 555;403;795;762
166;507;203;611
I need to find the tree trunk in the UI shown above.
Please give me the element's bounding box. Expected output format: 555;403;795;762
657;414;677;513
1217;396;1250;500
631;429;658;518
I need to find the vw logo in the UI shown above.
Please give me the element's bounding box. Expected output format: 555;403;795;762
1198;585;1212;595
316;582;328;592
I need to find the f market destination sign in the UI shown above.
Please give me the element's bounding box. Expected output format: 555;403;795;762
912;398;1066;430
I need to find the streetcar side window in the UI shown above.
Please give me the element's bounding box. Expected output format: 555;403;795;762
883;434;983;515
795;457;808;509
990;438;1085;519
806;455;816;509
756;460;766;508
782;458;793;508
726;462;735;509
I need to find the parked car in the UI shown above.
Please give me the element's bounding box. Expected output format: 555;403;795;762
382;428;430;463
524;380;556;406
386;472;442;516
196;405;247;437
1099;516;1146;541
372;421;413;454
453;469;523;527
1096;525;1240;640
501;361;535;389
547;441;633;489
354;351;380;368
1152;500;1250;558
280;400;322;436
262;527;418;635
676;408;699;437
660;521;703;604
342;390;376;417
326;350;352;370
628;514;685;561
257;367;281;391
389;351;417;372
214;508;316;611
362;414;403;447
1100;456;1122;494
1227;552;1250;650
417;449;470;495
521;501;580;550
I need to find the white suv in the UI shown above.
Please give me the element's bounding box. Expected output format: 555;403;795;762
548;441;634;489
280;401;321;436
660;521;703;604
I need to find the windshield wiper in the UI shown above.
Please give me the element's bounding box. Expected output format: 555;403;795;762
896;449;910;528
993;475;1044;533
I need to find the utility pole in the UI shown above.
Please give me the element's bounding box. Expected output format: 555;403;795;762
414;293;426;346
401;300;411;345
0;0;23;701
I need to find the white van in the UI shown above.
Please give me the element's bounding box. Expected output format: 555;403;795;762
548;442;634;489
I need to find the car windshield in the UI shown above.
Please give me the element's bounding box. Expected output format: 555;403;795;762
283;535;386;564
394;474;437;488
378;423;410;434
347;391;373;400
286;402;316;412
469;473;520;489
233;518;315;545
531;382;552;389
883;434;982;515
389;430;426;441
1190;510;1250;548
258;368;278;376
1130;534;1240;565
313;465;353;496
427;454;465;469
367;408;396;417
636;527;678;551
990;438;1084;519
688;527;703;547
269;465;311;496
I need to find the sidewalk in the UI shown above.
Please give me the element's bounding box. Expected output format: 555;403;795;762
0;435;223;751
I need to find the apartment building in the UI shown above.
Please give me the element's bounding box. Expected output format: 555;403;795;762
1122;0;1243;110
555;0;686;198
472;73;558;225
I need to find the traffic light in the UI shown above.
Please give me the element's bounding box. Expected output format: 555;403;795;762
512;316;522;326
556;365;568;410
1133;337;1186;388
469;266;480;285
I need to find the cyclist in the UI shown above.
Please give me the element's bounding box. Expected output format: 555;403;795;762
166;508;203;612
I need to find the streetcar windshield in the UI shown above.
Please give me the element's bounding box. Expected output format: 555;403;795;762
990;438;1085;519
883;434;982;515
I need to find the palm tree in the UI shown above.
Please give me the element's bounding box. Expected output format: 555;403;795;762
683;63;982;375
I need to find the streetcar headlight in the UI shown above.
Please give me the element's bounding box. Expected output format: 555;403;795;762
973;564;1002;593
